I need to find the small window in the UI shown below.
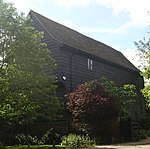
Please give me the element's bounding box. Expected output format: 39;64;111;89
88;59;93;70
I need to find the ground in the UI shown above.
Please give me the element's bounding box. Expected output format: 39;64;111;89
96;144;150;149
95;137;150;149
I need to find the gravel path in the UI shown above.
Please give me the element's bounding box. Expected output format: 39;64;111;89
95;137;150;149
96;144;150;149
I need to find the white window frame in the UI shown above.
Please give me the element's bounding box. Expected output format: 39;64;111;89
88;59;93;70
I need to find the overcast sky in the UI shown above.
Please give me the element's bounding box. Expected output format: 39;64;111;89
5;0;150;67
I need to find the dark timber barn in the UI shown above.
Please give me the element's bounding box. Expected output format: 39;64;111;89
29;10;145;141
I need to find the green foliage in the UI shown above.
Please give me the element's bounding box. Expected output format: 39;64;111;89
16;134;39;146
132;129;150;141
139;113;150;129
41;128;61;147
15;129;61;148
135;35;150;107
91;79;137;118
117;84;137;118
61;133;95;147
141;85;150;107
0;0;61;127
0;142;6;149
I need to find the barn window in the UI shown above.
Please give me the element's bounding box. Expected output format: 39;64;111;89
88;59;93;70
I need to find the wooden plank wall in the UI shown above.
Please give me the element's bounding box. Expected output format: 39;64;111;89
31;14;61;79
59;47;140;91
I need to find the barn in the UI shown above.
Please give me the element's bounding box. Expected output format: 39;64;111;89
29;10;145;141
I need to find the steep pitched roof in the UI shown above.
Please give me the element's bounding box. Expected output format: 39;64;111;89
29;10;139;72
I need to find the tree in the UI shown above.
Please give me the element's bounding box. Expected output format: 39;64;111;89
66;78;136;136
135;32;150;107
117;84;137;119
0;0;61;127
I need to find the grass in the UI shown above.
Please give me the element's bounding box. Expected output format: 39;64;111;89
5;145;67;149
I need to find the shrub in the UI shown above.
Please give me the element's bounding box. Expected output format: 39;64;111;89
61;133;95;147
0;142;6;149
41;128;61;148
139;114;150;130
66;78;120;135
16;134;39;148
66;77;137;137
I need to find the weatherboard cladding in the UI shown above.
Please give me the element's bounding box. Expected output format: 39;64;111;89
29;10;139;73
30;13;62;77
59;47;139;89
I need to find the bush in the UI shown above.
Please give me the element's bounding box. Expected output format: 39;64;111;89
41;128;61;148
66;78;137;136
0;142;6;149
61;133;95;147
15;134;39;149
139;114;150;130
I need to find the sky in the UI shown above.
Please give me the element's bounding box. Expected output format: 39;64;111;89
5;0;150;67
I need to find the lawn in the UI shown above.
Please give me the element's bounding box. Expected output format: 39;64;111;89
5;145;67;149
